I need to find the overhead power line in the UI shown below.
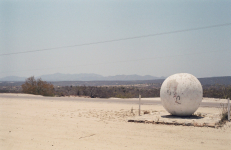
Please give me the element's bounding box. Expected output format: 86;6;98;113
0;49;230;74
1;23;231;56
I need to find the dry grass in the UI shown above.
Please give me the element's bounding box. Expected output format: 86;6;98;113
219;101;230;124
143;110;150;114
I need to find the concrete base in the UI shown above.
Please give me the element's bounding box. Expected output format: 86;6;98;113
127;111;221;128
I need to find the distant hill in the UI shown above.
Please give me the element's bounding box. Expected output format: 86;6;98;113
0;74;231;87
0;73;164;81
0;76;231;87
49;76;231;86
0;76;26;81
198;76;231;85
39;73;104;81
39;73;164;81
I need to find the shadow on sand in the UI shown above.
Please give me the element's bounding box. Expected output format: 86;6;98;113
161;115;204;119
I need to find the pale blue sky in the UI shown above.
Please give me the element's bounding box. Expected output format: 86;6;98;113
0;0;231;78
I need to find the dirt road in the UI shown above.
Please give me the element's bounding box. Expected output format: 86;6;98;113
0;94;223;107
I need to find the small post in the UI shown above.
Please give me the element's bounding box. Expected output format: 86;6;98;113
139;94;141;116
228;98;230;122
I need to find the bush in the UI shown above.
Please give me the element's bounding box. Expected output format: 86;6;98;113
22;76;54;96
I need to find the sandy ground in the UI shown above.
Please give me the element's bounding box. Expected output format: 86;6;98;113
0;94;231;150
110;97;229;103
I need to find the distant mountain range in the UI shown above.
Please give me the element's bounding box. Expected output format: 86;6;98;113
0;76;26;81
0;73;165;81
0;74;231;86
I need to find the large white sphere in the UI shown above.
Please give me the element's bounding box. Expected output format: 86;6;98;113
160;73;203;116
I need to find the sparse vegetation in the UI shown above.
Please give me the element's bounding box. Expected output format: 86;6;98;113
1;81;231;99
54;85;160;98
21;76;54;96
53;84;231;99
219;102;230;124
143;110;150;114
203;85;231;99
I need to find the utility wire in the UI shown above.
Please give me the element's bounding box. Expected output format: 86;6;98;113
1;23;231;56
0;49;230;74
